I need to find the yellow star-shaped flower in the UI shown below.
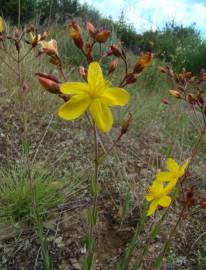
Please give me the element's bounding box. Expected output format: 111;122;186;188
156;158;190;184
146;181;173;216
58;62;130;132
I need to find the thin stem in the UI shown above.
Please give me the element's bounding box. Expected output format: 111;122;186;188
18;0;21;29
133;206;171;269
152;204;186;269
85;121;99;270
116;201;148;270
19;47;33;62
59;66;67;81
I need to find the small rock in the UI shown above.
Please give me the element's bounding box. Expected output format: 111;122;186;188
70;258;82;270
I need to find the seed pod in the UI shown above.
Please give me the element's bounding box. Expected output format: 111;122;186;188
95;30;111;43
133;52;152;74
111;44;121;57
37;74;60;94
68;21;83;49
200;198;206;209
86;21;96;38
187;93;196;105
161;97;169;105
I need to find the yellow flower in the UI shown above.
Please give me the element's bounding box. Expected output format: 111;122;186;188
30;32;40;46
40;39;58;55
0;16;4;33
58;62;130;132
156;158;190;184
146;181;173;216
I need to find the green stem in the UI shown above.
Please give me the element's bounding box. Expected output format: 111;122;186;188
84;122;99;270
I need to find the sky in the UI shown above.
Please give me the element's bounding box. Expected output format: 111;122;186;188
79;0;206;35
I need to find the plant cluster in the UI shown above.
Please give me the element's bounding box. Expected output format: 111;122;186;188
0;15;206;270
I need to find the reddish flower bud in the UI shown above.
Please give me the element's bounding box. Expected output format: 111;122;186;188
35;72;60;83
95;30;111;43
68;21;83;49
108;58;118;74
187;93;196;105
21;80;29;93
86;21;96;38
200;198;206;209
186;188;195;207
184;71;192;78
111;44;121;57
161;97;169;105
36;73;60;94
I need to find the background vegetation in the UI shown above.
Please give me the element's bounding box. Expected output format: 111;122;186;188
1;0;206;73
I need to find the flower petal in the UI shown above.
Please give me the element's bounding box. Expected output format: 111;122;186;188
155;172;174;182
87;62;104;89
149;180;164;194
0;16;4;33
60;82;89;95
147;200;158;216
180;158;190;175
89;99;113;132
102;87;130;106
58;94;90;120
158;196;171;208
146;195;154;202
164;181;177;193
167;158;179;172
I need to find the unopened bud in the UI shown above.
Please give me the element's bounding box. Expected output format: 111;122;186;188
186;189;195;207
49;56;61;67
108;58;118;74
169;90;182;99
184;71;192;78
200;198;206;209
161;97;169;105
133;52;152;74
37;74;60;94
111;44;121;57
86;22;96;38
187;93;196;105
21;80;29;93
68;21;83;49
95;30;111;43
